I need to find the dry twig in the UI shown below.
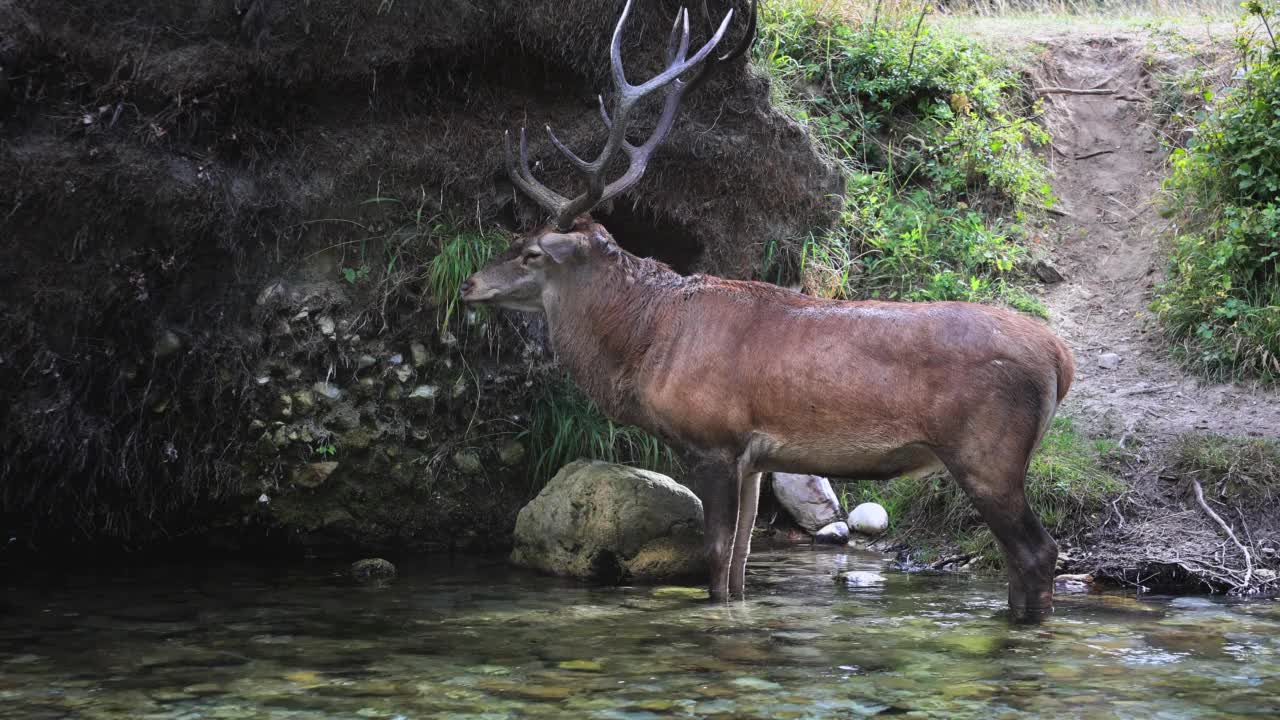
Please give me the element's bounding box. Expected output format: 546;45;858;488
1036;87;1117;96
1192;479;1254;592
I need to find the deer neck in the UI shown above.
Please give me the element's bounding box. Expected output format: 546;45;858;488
542;258;680;420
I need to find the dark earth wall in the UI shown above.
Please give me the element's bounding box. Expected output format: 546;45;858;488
0;0;840;557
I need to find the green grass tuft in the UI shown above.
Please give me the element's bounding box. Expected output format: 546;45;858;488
427;226;507;332
524;379;681;488
1171;433;1280;504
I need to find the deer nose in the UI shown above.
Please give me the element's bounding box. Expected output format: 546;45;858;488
459;279;475;297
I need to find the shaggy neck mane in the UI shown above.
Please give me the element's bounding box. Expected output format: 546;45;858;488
545;239;684;421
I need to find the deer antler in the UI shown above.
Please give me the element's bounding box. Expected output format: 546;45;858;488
505;0;757;231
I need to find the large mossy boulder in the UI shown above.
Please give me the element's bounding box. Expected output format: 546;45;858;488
511;461;706;582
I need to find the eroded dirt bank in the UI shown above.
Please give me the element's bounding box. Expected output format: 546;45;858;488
0;0;840;555
1031;33;1279;591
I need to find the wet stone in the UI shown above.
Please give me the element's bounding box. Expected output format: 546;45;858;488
312;381;342;401
350;558;396;583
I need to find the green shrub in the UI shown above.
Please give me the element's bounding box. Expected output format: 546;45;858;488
757;1;1051;308
1153;0;1280;380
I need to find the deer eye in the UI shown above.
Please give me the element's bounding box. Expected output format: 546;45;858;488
520;249;543;265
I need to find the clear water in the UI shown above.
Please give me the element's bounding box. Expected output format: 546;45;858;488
2;547;1277;719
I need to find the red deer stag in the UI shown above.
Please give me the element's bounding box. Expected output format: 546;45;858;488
461;0;1075;618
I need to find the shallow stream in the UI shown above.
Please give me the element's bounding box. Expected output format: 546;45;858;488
2;548;1277;719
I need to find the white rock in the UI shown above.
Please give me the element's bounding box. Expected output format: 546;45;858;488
1097;352;1122;369
311;381;342;401
407;385;438;400
835;570;885;587
848;502;889;536
410;342;429;368
771;473;843;533
815;521;849;544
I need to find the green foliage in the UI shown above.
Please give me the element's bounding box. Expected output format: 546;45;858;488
1153;0;1280;380
339;193;507;335
757;1;1052;309
838;415;1121;567
342;264;371;285
313;442;337;459
427;226;508;332
1172;432;1280;503
524;379;681;487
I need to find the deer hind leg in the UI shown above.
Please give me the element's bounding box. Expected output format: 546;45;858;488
728;472;762;598
938;443;1058;620
689;458;740;602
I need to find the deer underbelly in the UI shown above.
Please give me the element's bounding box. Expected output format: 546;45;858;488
747;434;944;481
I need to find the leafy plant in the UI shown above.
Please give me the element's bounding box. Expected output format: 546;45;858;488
313;442;337;459
756;0;1052;310
342;264;371;285
1153;0;1280;380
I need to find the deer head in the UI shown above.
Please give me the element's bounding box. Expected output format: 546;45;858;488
460;0;756;313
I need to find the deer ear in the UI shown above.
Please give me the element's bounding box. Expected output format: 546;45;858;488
537;232;584;264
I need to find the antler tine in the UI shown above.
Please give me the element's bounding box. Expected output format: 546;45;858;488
608;0;636;94
630;8;731;97
664;7;691;66
548;3;732;228
544;124;593;172
683;0;758;96
503;0;750;231
597;94;612;129
504;129;570;218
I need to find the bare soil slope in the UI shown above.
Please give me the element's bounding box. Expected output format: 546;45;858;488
1031;33;1279;591
1038;34;1280;446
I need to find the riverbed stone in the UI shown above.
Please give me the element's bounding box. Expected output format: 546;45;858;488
849;502;890;536
511;461;706;582
815;521;850;544
771;473;843;533
350;558;396;583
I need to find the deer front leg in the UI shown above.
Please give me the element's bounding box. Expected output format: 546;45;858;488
728;472;762;598
691;459;740;602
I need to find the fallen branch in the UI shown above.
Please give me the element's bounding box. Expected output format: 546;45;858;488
1120;382;1177;397
1074;148;1117;161
1192;479;1254;592
929;552;976;570
1036;87;1117;96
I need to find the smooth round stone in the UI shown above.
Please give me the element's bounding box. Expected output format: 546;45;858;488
848;503;890;536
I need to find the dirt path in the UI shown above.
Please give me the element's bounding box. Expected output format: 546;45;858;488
1034;35;1280;462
